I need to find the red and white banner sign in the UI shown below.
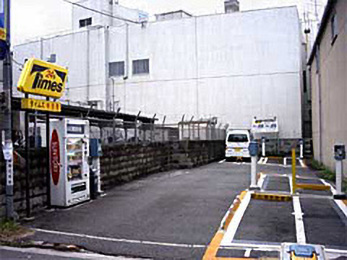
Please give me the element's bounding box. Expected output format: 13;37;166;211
50;129;60;185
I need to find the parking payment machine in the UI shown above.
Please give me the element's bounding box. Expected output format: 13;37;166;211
50;118;90;207
90;138;103;197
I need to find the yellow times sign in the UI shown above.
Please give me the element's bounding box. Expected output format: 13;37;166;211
17;58;68;99
21;98;61;112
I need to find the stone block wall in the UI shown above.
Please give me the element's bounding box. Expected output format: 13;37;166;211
0;149;47;218
1;140;225;218
100;140;224;189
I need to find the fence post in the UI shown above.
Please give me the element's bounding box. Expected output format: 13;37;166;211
162;116;166;143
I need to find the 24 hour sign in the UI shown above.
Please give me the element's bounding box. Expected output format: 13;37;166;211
17;58;68;99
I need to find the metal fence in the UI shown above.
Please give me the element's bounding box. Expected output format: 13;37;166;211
20;114;226;148
90;116;227;145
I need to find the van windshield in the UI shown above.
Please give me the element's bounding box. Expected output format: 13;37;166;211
227;134;248;142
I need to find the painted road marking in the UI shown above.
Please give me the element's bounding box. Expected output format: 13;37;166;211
299;159;306;168
33;228;206;249
244;248;251;257
292;196;306;244
320;179;347;218
0;245;128;260
221;192;251;246
257;173;266;190
219;159;226;164
203;191;250;259
264;157;268;164
288;175;293;194
220;242;280;250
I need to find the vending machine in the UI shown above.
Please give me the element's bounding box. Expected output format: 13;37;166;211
50;118;90;207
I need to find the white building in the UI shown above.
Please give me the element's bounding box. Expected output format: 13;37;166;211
13;0;303;139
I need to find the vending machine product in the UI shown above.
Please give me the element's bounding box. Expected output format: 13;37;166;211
50;118;90;207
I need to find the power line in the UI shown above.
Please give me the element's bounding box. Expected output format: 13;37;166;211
60;0;140;24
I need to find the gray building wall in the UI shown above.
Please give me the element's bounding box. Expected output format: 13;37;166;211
13;6;303;139
310;0;347;172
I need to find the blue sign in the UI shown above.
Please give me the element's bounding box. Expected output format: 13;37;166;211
0;0;7;60
0;0;5;41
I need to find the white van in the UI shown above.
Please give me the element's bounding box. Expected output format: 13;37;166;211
225;129;251;160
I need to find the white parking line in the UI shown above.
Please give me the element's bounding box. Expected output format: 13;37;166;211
298;159;306;168
0;245;129;260
292;196;306;244
33;228;206;248
257;173;266;190
221;192;252;246
258;157;264;164
244;248;252;257
219;159;226;164
320;179;347;218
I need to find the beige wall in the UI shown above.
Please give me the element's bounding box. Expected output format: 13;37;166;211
310;0;347;173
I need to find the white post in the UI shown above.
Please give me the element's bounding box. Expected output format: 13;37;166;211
262;138;266;157
300;140;304;159
335;160;343;195
251;155;257;188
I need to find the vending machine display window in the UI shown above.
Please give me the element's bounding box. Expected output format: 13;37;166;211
67;138;83;181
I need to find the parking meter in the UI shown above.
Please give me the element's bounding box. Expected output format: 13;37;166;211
90;138;102;157
334;144;345;161
334;144;345;198
248;141;258;157
89;138;103;195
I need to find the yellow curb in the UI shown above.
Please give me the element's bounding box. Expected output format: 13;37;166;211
296;183;331;191
239;190;248;200
222;200;240;231
251;193;292;202
215;257;277;260
203;190;249;260
343;200;347;206
203;231;224;260
267;156;283;160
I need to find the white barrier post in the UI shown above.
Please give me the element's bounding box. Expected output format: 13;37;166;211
262;137;266;157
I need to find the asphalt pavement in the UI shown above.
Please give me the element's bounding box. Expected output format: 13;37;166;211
4;158;347;260
21;162;250;259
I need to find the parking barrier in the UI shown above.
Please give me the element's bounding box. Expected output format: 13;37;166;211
251;192;292;202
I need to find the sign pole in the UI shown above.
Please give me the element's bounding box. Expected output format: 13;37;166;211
24;94;31;218
46;97;51;208
2;0;14;220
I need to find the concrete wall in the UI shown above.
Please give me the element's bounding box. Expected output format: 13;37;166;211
310;0;347;172
13;6;303;139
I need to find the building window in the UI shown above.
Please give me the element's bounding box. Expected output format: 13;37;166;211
109;61;125;77
79;17;92;28
331;13;338;43
133;59;149;75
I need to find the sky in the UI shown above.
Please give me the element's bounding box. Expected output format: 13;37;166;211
11;0;225;45
11;0;326;45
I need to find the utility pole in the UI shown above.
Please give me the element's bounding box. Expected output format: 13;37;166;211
2;0;14;219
